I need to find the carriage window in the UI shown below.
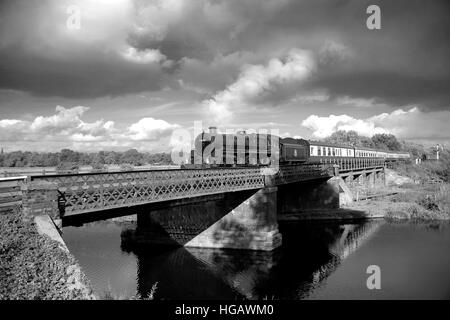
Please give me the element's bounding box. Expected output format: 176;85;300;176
332;148;336;156
318;147;321;156
310;147;314;155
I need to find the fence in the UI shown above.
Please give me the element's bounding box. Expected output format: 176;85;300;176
0;176;26;211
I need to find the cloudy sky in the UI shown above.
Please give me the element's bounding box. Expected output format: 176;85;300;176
0;0;449;152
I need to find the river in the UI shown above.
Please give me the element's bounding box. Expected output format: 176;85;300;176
62;218;450;300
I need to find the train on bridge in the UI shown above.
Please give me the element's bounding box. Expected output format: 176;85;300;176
184;127;410;168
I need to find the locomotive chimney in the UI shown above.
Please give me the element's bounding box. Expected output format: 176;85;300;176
209;126;217;134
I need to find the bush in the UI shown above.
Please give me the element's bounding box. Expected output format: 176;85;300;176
119;163;134;171
56;161;79;174
417;195;440;211
91;162;107;173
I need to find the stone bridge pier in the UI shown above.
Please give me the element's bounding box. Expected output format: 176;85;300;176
277;167;386;216
277;177;341;215
340;168;386;201
122;184;282;251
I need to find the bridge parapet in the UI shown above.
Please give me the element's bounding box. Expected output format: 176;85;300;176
31;168;265;216
27;159;386;218
335;158;385;172
269;164;334;185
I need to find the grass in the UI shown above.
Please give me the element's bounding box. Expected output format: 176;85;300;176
351;183;450;221
374;160;450;220
101;282;158;300
0;206;96;299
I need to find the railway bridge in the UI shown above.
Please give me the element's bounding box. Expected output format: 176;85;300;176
9;158;386;251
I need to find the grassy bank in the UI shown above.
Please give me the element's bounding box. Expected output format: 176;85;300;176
347;177;450;221
0;207;96;300
384;183;450;220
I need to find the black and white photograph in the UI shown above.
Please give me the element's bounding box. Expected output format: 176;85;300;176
0;0;449;313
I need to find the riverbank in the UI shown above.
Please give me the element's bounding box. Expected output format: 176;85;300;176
345;183;450;221
280;167;450;222
343;165;450;221
0;206;96;299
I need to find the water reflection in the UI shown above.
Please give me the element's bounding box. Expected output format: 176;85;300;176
121;219;384;300
63;219;450;300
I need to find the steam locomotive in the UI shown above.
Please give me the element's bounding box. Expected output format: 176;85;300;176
183;127;410;168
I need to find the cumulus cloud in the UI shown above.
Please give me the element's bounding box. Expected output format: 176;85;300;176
302;114;388;139
204;49;315;124
121;47;170;66
0;106;179;152
302;107;450;141
128;117;179;141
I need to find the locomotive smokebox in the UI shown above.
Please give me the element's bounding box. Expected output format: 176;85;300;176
208;126;217;134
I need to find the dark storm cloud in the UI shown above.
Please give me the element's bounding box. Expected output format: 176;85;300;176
0;0;448;109
0;44;169;98
312;72;450;111
0;0;174;98
307;0;450;110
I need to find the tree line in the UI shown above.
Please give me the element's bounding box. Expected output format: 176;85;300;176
323;131;436;159
0;132;441;169
0;149;174;168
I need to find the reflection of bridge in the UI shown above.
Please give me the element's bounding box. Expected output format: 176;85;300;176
127;220;384;300
18;158;386;251
305;220;383;298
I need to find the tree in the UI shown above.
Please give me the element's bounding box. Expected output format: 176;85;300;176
371;133;401;151
42;153;59;167
104;151;119;164
324;130;360;146
325;130;374;148
59;149;80;163
401;141;425;158
120;149;144;165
